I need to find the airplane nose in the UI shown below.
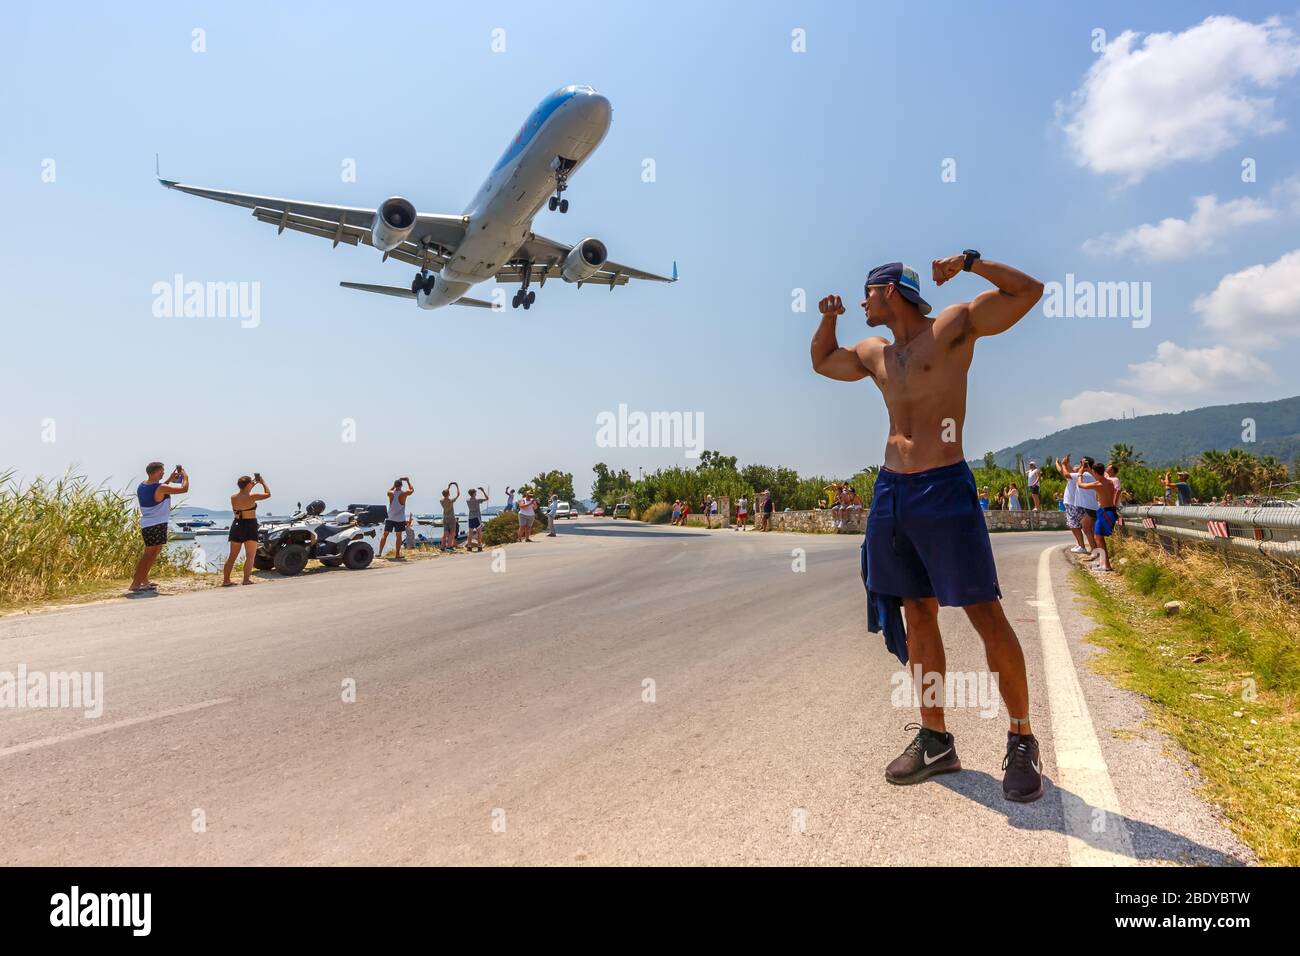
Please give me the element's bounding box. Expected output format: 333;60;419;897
584;92;612;129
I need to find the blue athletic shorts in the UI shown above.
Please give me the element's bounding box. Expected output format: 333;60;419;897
865;461;1001;607
1094;506;1118;537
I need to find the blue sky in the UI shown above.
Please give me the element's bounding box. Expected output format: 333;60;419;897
3;2;1299;509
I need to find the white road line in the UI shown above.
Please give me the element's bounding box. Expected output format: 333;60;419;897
664;549;687;564
510;593;581;616
509;580;621;618
1035;545;1135;866
0;697;235;758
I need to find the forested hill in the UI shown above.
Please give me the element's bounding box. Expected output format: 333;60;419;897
982;395;1300;468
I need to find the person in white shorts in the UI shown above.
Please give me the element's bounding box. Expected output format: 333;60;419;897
1055;456;1086;552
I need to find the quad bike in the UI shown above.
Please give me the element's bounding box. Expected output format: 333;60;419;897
253;500;376;576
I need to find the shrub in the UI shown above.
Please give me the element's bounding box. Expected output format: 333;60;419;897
482;511;519;546
1130;560;1168;596
639;502;672;524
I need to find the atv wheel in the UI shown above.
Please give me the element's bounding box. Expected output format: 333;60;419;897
273;543;310;576
343;541;374;570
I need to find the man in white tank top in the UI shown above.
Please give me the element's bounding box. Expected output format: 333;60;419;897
130;461;188;593
379;477;415;559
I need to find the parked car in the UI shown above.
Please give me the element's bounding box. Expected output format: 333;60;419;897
554;501;572;520
591;506;606;517
612;503;631;519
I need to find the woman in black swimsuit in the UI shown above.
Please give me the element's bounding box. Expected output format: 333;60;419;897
224;473;271;586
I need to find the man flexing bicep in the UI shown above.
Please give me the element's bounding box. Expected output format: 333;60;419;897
811;294;875;381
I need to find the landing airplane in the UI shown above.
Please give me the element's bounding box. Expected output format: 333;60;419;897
160;85;676;311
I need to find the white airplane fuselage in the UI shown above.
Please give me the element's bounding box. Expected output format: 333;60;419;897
418;85;612;308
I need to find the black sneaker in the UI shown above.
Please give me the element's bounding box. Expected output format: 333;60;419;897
1002;733;1045;802
885;722;961;785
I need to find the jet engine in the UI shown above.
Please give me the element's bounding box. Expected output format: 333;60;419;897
561;238;608;283
371;197;417;251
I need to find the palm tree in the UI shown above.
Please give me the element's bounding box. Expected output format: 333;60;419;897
1199;448;1258;496
1108;443;1143;467
1257;456;1289;491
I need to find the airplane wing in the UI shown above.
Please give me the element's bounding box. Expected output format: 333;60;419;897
504;232;677;287
159;179;468;273
338;282;496;309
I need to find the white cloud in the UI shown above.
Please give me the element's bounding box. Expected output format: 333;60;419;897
1122;341;1275;394
1278;174;1300;213
1047;390;1166;429
1082;194;1275;260
1059;16;1300;182
1193;248;1300;347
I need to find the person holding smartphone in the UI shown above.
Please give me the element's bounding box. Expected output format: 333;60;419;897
465;487;489;550
224;472;270;586
440;482;460;551
129;461;188;593
379;477;415;559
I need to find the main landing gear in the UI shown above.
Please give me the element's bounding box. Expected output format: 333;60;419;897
410;271;436;296
512;262;536;310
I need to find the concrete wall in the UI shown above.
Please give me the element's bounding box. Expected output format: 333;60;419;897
735;508;1067;533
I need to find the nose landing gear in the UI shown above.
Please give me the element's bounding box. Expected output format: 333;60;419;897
548;156;576;213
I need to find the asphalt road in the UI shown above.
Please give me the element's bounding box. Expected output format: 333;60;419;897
0;519;1251;865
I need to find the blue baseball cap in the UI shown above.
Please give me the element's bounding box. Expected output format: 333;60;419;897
865;262;931;316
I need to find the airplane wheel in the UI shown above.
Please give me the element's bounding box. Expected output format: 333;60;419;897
511;292;520;309
548;196;558;211
559;199;569;213
411;274;424;294
526;290;536;306
423;275;437;295
522;296;532;310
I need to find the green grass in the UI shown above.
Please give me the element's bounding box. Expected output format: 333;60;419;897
0;470;194;609
1075;539;1300;865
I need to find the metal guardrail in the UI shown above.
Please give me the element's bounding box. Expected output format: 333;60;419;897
1121;504;1300;558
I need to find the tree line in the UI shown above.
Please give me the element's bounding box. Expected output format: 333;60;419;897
586;443;1293;514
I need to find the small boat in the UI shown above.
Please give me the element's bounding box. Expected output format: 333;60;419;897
172;515;226;539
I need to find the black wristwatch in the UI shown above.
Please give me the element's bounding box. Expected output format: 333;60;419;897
962;249;981;271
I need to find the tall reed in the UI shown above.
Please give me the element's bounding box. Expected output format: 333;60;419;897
0;470;191;607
